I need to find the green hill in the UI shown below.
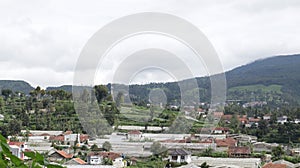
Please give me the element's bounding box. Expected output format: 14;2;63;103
0;80;34;94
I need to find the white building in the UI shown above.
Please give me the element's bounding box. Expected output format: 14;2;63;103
8;142;28;159
87;154;102;165
112;157;125;168
277;116;288;124
127;130;142;141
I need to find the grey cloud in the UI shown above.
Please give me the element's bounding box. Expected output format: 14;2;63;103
0;0;300;86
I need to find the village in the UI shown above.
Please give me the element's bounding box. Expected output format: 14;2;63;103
4;109;300;168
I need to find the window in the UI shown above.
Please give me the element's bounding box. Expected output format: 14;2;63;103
172;156;177;160
181;155;185;160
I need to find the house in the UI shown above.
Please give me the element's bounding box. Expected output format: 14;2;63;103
48;150;73;162
263;115;271;120
215;137;237;148
262;162;286;168
8;141;28;159
212;127;230;134
221;115;233;123
0;114;4;120
87;152;121;165
49;131;89;146
238;117;248;125
249;117;261;127
64;158;87;165
112;157;125;168
127;130;142;141
294;119;300;124
87;152;102;165
167;149;191;163
272;159;300;168
290;148;300;156
213;112;224;120
277;116;288;124
253;142;278;153
228;146;251;158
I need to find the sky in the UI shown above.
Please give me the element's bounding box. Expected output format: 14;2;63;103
0;0;300;88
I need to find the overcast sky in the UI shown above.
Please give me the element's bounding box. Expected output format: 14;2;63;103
1;0;300;88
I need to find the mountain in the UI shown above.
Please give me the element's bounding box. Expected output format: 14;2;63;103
0;80;34;94
124;54;300;105
226;54;300;87
46;85;73;92
225;54;300;104
1;54;300;104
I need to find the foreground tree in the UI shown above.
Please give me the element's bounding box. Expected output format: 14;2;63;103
150;141;167;157
0;134;64;168
102;141;112;151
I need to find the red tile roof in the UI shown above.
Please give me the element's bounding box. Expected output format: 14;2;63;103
249;118;261;122
8;142;25;147
100;152;121;160
80;134;89;142
214;127;230;131
88;152;121;160
238;118;248;123
216;138;236;147
73;158;87;165
49;135;64;142
64;131;73;135
56;150;73;159
128;130;142;135
263;163;286;168
228;146;251;154
222;115;233;120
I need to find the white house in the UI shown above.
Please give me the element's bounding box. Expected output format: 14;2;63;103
112;157;125;168
127;130;142;141
0;114;4;121
87;154;102;165
263;115;271;120
167;149;191;163
277;116;288;124
8;142;28;159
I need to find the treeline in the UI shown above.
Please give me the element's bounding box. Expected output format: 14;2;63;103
0;85;119;137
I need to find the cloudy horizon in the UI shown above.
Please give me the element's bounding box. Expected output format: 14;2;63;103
1;0;300;88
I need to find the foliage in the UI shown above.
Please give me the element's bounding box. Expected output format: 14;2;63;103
150;142;167;157
102;141;112;151
200;162;210;168
128;157;167;168
0;134;64;168
90;144;98;151
272;146;284;160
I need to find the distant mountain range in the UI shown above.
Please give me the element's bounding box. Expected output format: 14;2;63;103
0;80;34;94
1;54;300;104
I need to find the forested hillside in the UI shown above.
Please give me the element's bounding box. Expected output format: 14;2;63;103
1;54;300;105
0;80;34;94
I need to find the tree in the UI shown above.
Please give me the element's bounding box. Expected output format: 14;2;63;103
1;89;13;99
200;162;210;168
150;141;167;157
91;144;99;151
115;92;124;107
203;147;213;156
0;134;64;168
94;85;109;103
102;141;112;151
272;146;284;159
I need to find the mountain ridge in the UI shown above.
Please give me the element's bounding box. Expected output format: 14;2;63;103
1;54;300;104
